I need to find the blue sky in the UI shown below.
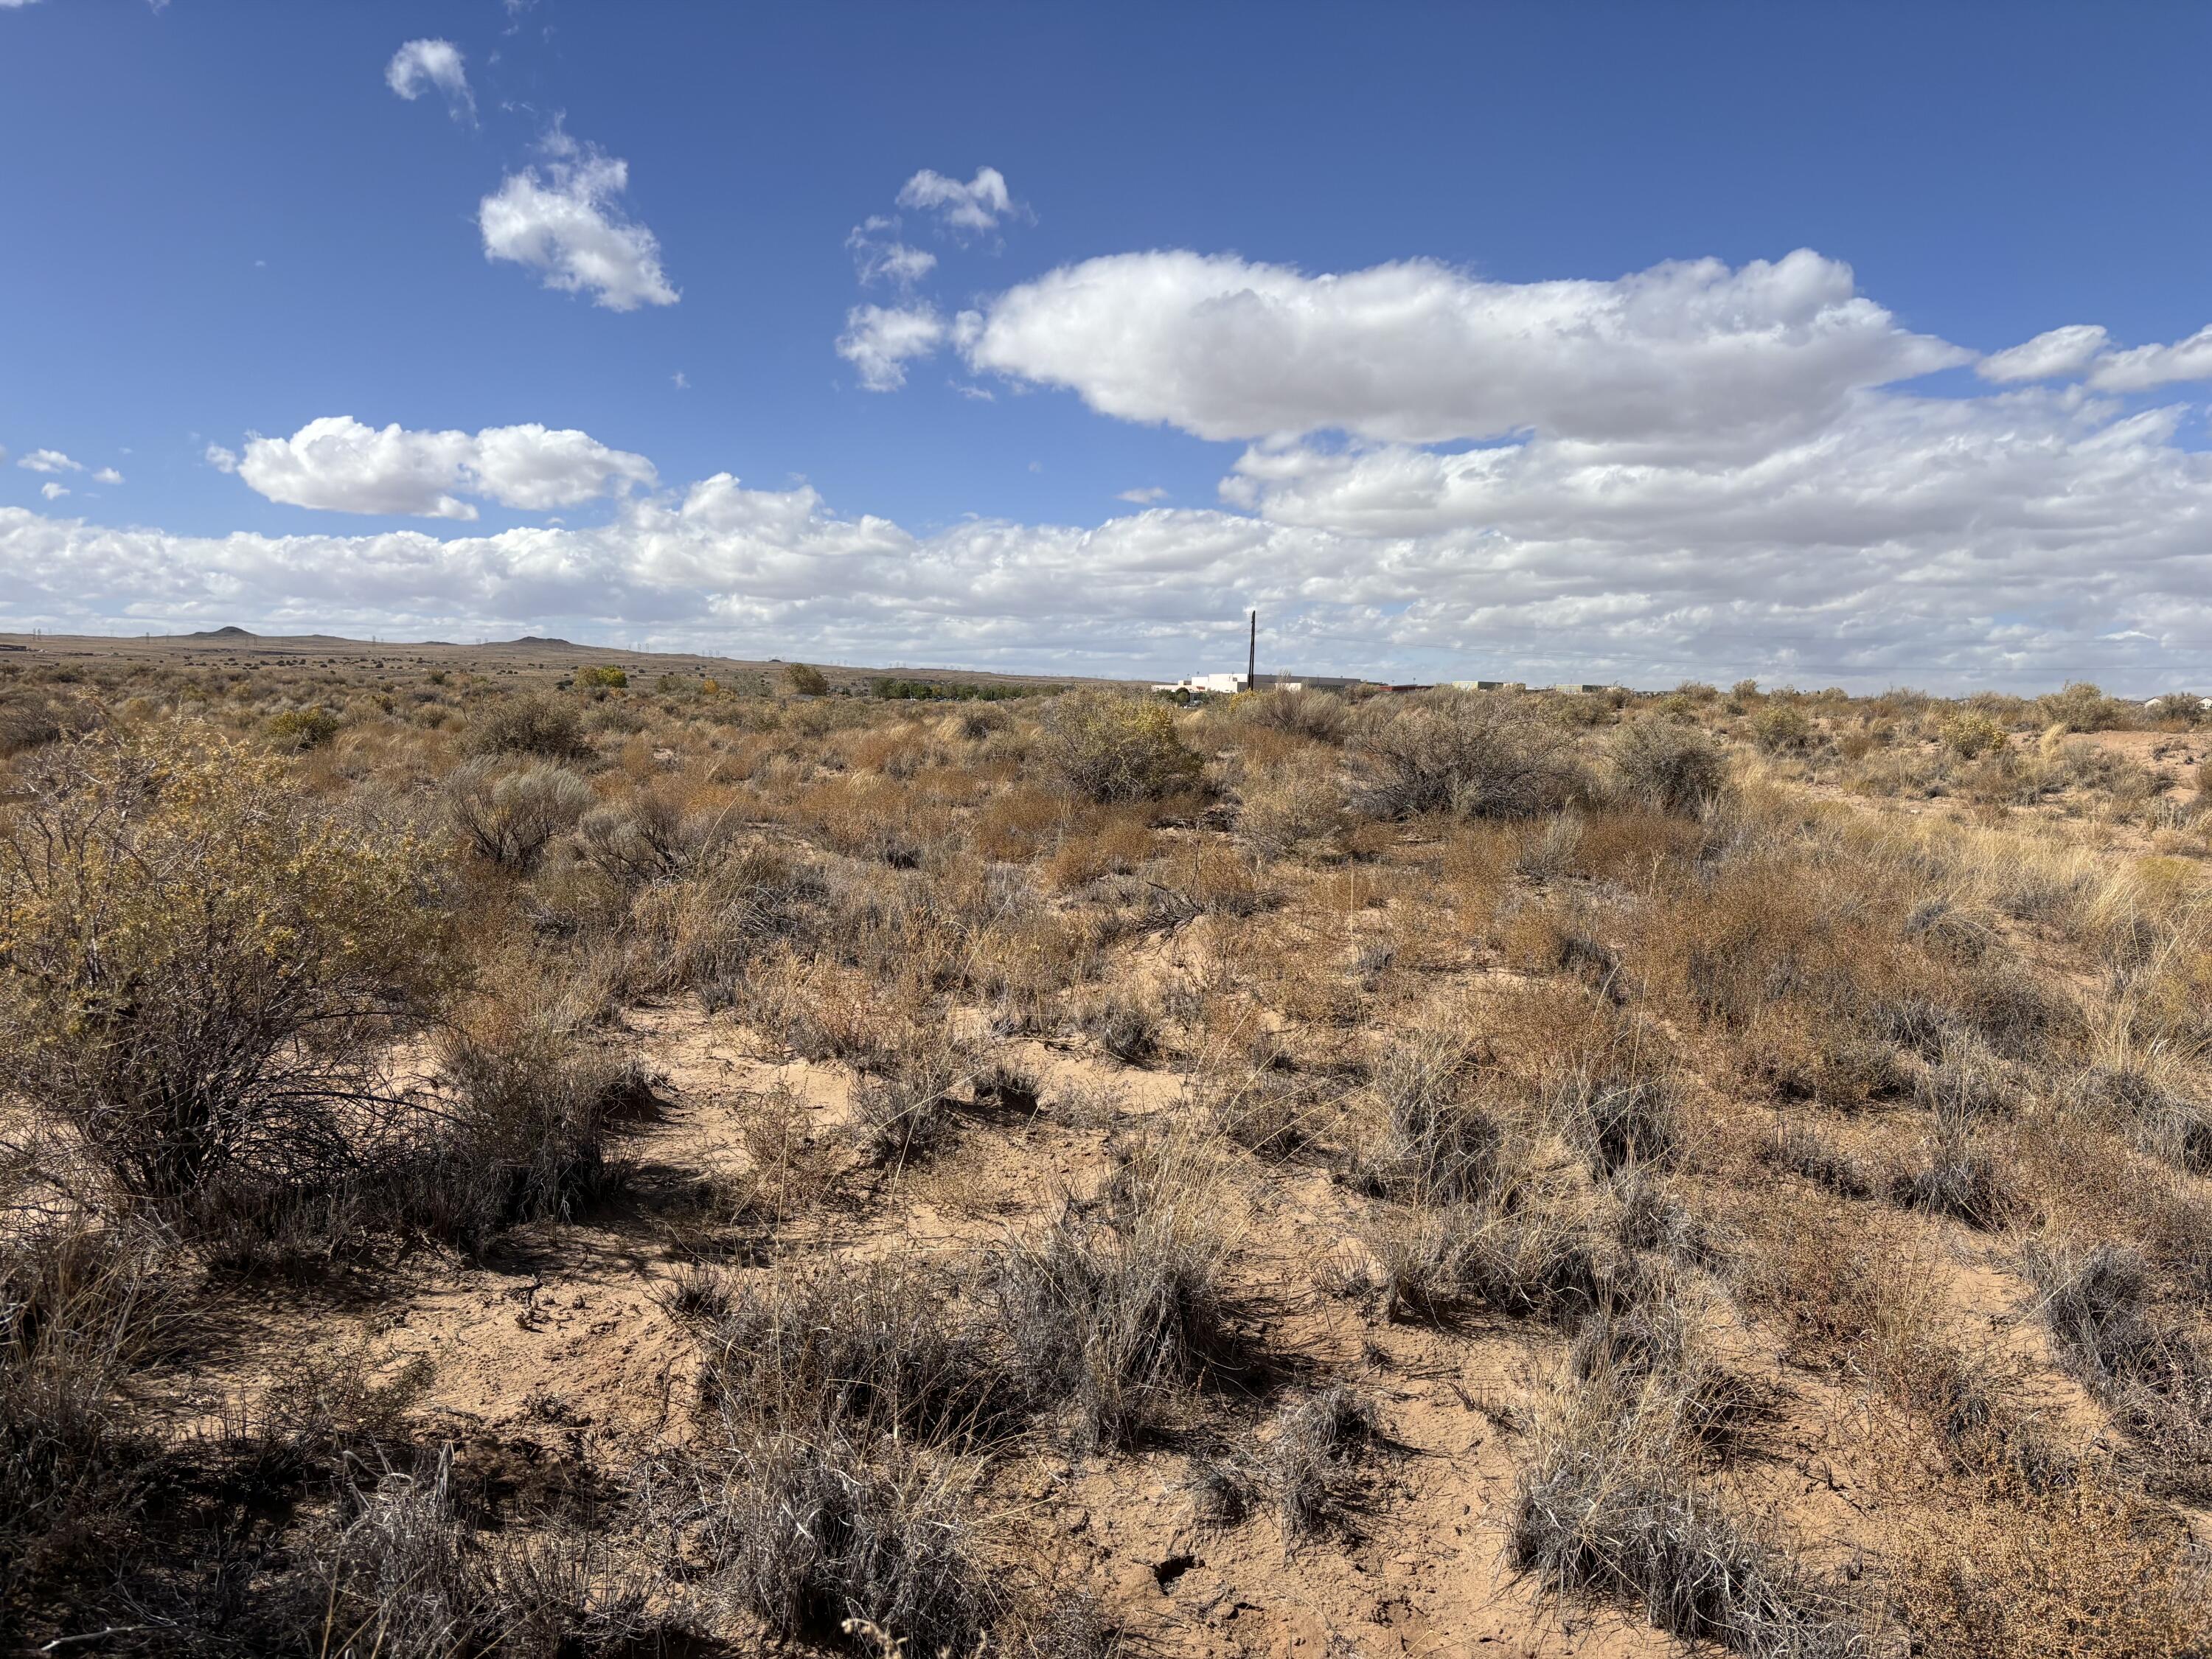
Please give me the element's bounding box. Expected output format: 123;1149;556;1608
6;1;2212;688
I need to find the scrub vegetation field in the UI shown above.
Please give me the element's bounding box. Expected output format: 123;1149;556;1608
4;632;2211;1658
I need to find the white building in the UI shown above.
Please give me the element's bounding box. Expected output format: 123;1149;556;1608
1151;671;1367;695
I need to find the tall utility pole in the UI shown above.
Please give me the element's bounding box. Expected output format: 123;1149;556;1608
1247;608;1257;690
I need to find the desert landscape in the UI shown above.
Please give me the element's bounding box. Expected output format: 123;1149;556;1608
4;634;2208;1657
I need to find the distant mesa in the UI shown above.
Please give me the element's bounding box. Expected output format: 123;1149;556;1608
509;635;574;647
190;625;256;639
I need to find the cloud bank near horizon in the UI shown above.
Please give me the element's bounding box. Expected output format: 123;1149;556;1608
12;244;2212;690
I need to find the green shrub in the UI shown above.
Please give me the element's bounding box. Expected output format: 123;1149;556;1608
785;663;830;697
2036;681;2135;734
265;706;341;751
0;730;453;1210
1940;710;2009;759
1750;703;1813;754
464;692;591;759
1037;690;1204;803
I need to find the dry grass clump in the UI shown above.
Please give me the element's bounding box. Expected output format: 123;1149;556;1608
0;1220;173;1624
672;1261;1104;1655
695;1261;1013;1447
1358;1018;1503;1203
680;1423;1018;1657
2021;1239;2212;1498
1268;1382;1382;1543
313;1450;652;1659
1237;748;1347;858
1765;1121;1875;1200
1887;1109;2017;1232
987;1134;1245;1450
1510;1343;1879;1658
849;1028;973;1165
410;998;650;1251
2073;1060;2212;1175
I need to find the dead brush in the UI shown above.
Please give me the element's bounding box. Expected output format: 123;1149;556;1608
1077;990;1163;1066
1539;1062;1684;1178
2021;1239;2212;1498
1765;1121;1874;1200
411;1002;652;1251
1888;1110;2017;1231
1565;1298;1764;1458
695;1261;1015;1448
0;1219;175;1615
1357;1018;1503;1204
442;756;593;871
310;1445;656;1659
987;1133;1245;1450
1509;1346;1881;1658
682;1423;1009;1657
1204;1067;1337;1159
850;1027;975;1166
2073;1060;2212;1176
1343;689;1588;821
1347;1161;1621;1329
1268;1382;1382;1543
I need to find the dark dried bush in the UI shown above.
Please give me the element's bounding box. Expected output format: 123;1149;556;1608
1766;1123;1873;1200
1270;1383;1381;1542
687;1425;1001;1655
443;757;592;870
1346;690;1587;821
408;1010;648;1250
1609;718;1727;815
1511;1352;1876;1656
1889;1127;2015;1231
697;1262;1012;1446
1360;1023;1502;1205
1235;686;1349;742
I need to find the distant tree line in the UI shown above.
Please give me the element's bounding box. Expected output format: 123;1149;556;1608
869;677;1060;701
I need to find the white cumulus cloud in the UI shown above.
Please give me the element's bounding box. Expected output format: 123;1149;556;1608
836;305;948;392
897;166;1019;235
10;367;2212;692
204;444;240;473
18;449;82;474
479;128;677;312
26;243;2212;691
1978;324;2110;383
385;38;473;121
2087;323;2212;392
846;216;937;288
39;482;67;501
1980;319;2212;392
92;467;122;485
960;248;1964;451
233;417;655;520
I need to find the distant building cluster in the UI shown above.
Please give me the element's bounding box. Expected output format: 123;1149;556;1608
1151;669;1614;696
